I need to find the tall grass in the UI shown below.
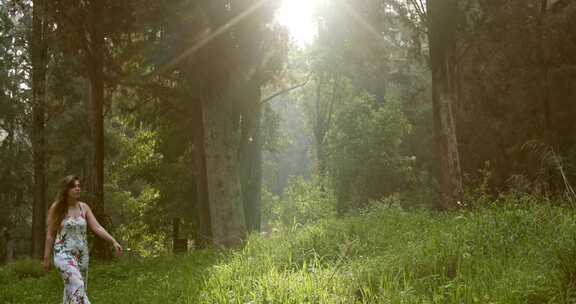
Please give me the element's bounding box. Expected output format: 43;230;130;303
0;251;216;303
199;200;576;303
2;198;576;303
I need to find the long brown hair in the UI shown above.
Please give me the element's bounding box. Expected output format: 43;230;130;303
48;175;79;237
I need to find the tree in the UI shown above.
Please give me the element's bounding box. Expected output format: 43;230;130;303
190;96;213;247
426;0;464;209
239;79;264;232
451;0;576;196
296;0;432;211
328;90;412;212
30;0;48;259
0;0;33;262
178;0;286;246
237;19;288;233
47;0;138;257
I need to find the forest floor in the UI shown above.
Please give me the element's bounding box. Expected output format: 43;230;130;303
2;198;576;303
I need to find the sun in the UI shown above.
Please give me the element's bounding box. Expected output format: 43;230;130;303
276;0;319;47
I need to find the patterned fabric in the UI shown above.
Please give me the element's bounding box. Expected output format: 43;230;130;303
53;204;90;304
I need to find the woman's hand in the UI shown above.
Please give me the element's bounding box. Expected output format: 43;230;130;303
43;256;51;272
112;241;123;257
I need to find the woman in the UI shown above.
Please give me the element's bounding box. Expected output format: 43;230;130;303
43;175;123;304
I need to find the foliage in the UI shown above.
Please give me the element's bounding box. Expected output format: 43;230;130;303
260;186;280;230
285;0;434;212
111;186;168;258
328;91;413;212
270;175;336;228
105;115;169;257
454;0;576;193
397;169;438;210
262;90;313;197
0;0;32;261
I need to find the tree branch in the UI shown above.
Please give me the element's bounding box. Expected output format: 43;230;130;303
260;77;310;104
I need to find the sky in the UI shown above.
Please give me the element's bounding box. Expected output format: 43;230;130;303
275;0;319;47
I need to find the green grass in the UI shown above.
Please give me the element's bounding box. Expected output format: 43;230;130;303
3;200;576;303
0;251;217;303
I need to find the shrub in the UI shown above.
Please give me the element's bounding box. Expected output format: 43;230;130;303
272;175;336;228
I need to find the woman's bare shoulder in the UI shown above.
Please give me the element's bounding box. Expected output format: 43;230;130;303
79;202;92;211
47;202;58;217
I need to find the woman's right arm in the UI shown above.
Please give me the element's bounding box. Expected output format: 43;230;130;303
43;204;56;271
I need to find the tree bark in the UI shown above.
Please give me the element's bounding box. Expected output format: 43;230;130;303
239;85;262;233
86;1;108;257
31;0;48;260
313;75;328;176
172;218;188;253
203;94;246;248
427;0;464;210
537;0;553;145
4;230;14;264
313;75;339;178
191;97;213;248
537;0;555;195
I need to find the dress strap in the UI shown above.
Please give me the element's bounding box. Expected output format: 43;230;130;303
79;203;85;218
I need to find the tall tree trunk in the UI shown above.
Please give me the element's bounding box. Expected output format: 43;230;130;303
87;1;108;257
4;230;14;264
172;218;188;253
191;97;212;248
313;75;328;176
239;85;262;233
203;94;246;247
537;0;552;145
427;0;464;210
537;0;556;195
315;137;327;177
313;75;338;179
31;0;48;260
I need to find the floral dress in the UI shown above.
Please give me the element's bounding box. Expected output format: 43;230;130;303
53;204;90;304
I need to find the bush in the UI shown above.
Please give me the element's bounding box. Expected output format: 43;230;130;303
0;267;14;285
0;258;44;283
271;175;336;228
109;185;170;258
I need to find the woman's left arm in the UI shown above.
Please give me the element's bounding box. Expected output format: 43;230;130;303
83;203;123;255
